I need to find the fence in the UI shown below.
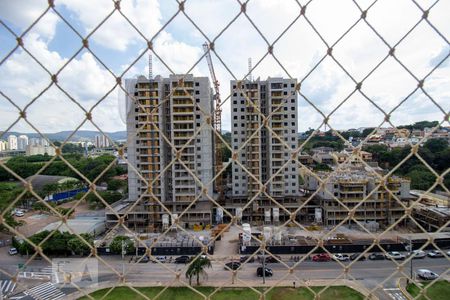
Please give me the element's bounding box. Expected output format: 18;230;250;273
0;1;449;300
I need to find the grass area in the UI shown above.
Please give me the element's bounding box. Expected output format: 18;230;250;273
79;286;363;300
407;280;450;300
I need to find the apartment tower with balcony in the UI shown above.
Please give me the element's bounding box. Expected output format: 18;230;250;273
228;77;301;224
124;74;214;231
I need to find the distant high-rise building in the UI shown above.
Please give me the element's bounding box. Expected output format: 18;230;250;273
0;140;8;152
29;137;49;147
18;135;29;150
124;74;214;230
8;135;17;150
231;77;300;198
94;135;110;148
26;144;56;156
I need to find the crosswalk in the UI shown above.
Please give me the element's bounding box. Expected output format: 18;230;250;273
18;267;56;281
1;279;16;297
384;288;407;300
24;282;66;300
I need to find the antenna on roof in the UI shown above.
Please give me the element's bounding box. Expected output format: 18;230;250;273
248;57;252;81
149;52;153;80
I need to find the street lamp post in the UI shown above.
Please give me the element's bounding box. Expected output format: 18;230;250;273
262;248;266;284
409;236;413;282
121;240;125;275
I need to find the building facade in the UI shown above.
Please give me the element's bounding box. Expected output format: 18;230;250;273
0;140;8;152
26;145;56;156
231;78;300;198
8;135;17;150
94;135;110;148
124;74;214;231
29;137;50;147
304;168;411;226
18;135;29;150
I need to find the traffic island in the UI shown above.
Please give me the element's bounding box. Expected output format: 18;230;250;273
405;280;450;300
76;286;365;300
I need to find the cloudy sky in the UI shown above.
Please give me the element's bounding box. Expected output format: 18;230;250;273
0;0;448;136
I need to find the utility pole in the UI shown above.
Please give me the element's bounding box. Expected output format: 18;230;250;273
409;235;413;282
262;248;266;284
121;240;125;275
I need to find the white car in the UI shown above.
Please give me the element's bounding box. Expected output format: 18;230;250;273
333;253;350;261
417;269;439;280
14;210;25;217
8;247;18;255
409;250;426;259
152;256;167;263
385;251;405;260
428;250;444;258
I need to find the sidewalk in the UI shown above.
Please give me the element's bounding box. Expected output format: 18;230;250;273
397;277;413;300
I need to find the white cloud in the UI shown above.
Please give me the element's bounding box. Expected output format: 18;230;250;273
0;0;59;40
59;0;162;51
0;0;449;135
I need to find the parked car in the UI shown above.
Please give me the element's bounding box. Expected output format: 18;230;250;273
368;253;385;260
225;262;241;270
385;251;406;260
333;254;350;261
408;250;426;259
417;269;439;280
174;256;191;264
14;210;25;217
8;247;18;255
350;253;366;261
152;256;167;263
427;250;444;258
256;267;273;277
240;256;255;263
135;255;149;263
312;253;331;262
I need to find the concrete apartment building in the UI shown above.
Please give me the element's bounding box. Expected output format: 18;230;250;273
18;135;29;150
94;134;110;148
304;168;411;226
8;135;17;150
118;74;214;232
228;77;301;224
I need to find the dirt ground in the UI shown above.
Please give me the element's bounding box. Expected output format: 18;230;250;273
14;200;91;237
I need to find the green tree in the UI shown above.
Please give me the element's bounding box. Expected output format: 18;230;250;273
361;127;376;137
423;138;448;153
67;233;93;256
185;256;212;286
109;236;134;255
107;179;124;191
41;183;60;198
407;166;436;190
313;163;332;171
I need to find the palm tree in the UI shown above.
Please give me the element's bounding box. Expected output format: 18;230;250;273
185;256;211;286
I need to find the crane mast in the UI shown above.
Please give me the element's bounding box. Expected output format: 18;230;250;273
203;43;223;200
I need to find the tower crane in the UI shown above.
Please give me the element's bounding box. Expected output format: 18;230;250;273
203;42;224;201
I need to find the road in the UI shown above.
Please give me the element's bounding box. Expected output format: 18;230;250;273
2;252;448;300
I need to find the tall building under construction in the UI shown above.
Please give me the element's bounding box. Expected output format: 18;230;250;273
124;74;214;231
228;77;302;224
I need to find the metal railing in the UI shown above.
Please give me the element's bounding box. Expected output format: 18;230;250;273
0;0;449;300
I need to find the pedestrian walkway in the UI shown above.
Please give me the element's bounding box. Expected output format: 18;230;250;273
18;266;56;281
24;282;65;300
1;279;16;297
384;288;407;300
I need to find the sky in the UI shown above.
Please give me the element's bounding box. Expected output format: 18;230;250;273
0;0;449;136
